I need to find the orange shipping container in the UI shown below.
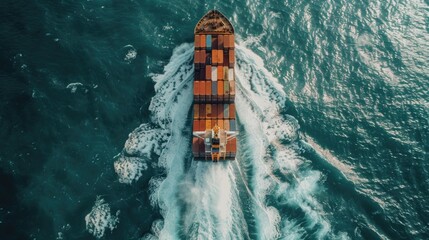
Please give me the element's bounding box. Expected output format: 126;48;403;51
218;50;224;64
217;66;223;80
229;35;234;48
194;81;200;95
198;81;206;95
206;119;212;129
200;35;206;48
229;104;236;118
205;81;212;95
218;81;224;95
218;119;224;129
212;50;217;64
219;35;224;49
205;65;211;80
229;49;235;65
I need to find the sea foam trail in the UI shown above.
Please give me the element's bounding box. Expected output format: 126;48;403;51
119;43;247;239
117;42;344;239
235;44;348;239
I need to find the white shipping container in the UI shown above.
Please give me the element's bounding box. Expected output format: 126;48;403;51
212;66;217;81
228;68;234;81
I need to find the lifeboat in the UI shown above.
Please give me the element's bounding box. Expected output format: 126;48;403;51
192;10;237;161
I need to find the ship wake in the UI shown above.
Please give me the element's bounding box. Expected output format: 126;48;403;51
115;42;344;239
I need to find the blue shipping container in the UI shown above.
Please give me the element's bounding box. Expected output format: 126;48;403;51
230;120;236;131
212;81;217;95
224;104;229;118
206;35;212;49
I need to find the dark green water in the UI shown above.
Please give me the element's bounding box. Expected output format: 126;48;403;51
0;0;428;239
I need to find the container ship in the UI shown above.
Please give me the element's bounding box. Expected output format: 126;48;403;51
192;10;237;162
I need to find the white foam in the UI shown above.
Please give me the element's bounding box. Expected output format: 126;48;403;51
123;45;137;62
114;156;147;184
66;82;83;93
85;197;120;239
119;40;342;239
235;42;343;238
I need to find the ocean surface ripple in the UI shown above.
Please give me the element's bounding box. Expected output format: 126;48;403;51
0;0;427;239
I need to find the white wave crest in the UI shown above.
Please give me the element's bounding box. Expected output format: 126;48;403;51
235;43;340;239
117;40;344;239
114;156;148;184
85;197;120;239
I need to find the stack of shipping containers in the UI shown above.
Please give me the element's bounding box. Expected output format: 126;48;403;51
192;32;237;159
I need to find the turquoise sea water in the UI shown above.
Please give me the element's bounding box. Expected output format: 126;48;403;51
0;0;428;239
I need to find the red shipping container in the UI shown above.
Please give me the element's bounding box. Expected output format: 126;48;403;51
201;50;206;65
224;34;230;48
205;81;212;95
194;120;202;131
229;104;236;118
229;138;237;151
194;50;199;63
205;65;211;80
195;35;200;48
218;104;224;118
229;35;235;48
199;104;205;118
194;104;199;118
212;104;218;119
198;120;206;131
219;35;224;49
195;81;203;95
229;49;235;65
193;82;198;95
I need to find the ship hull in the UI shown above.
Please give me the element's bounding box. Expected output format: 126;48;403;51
192;10;237;161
